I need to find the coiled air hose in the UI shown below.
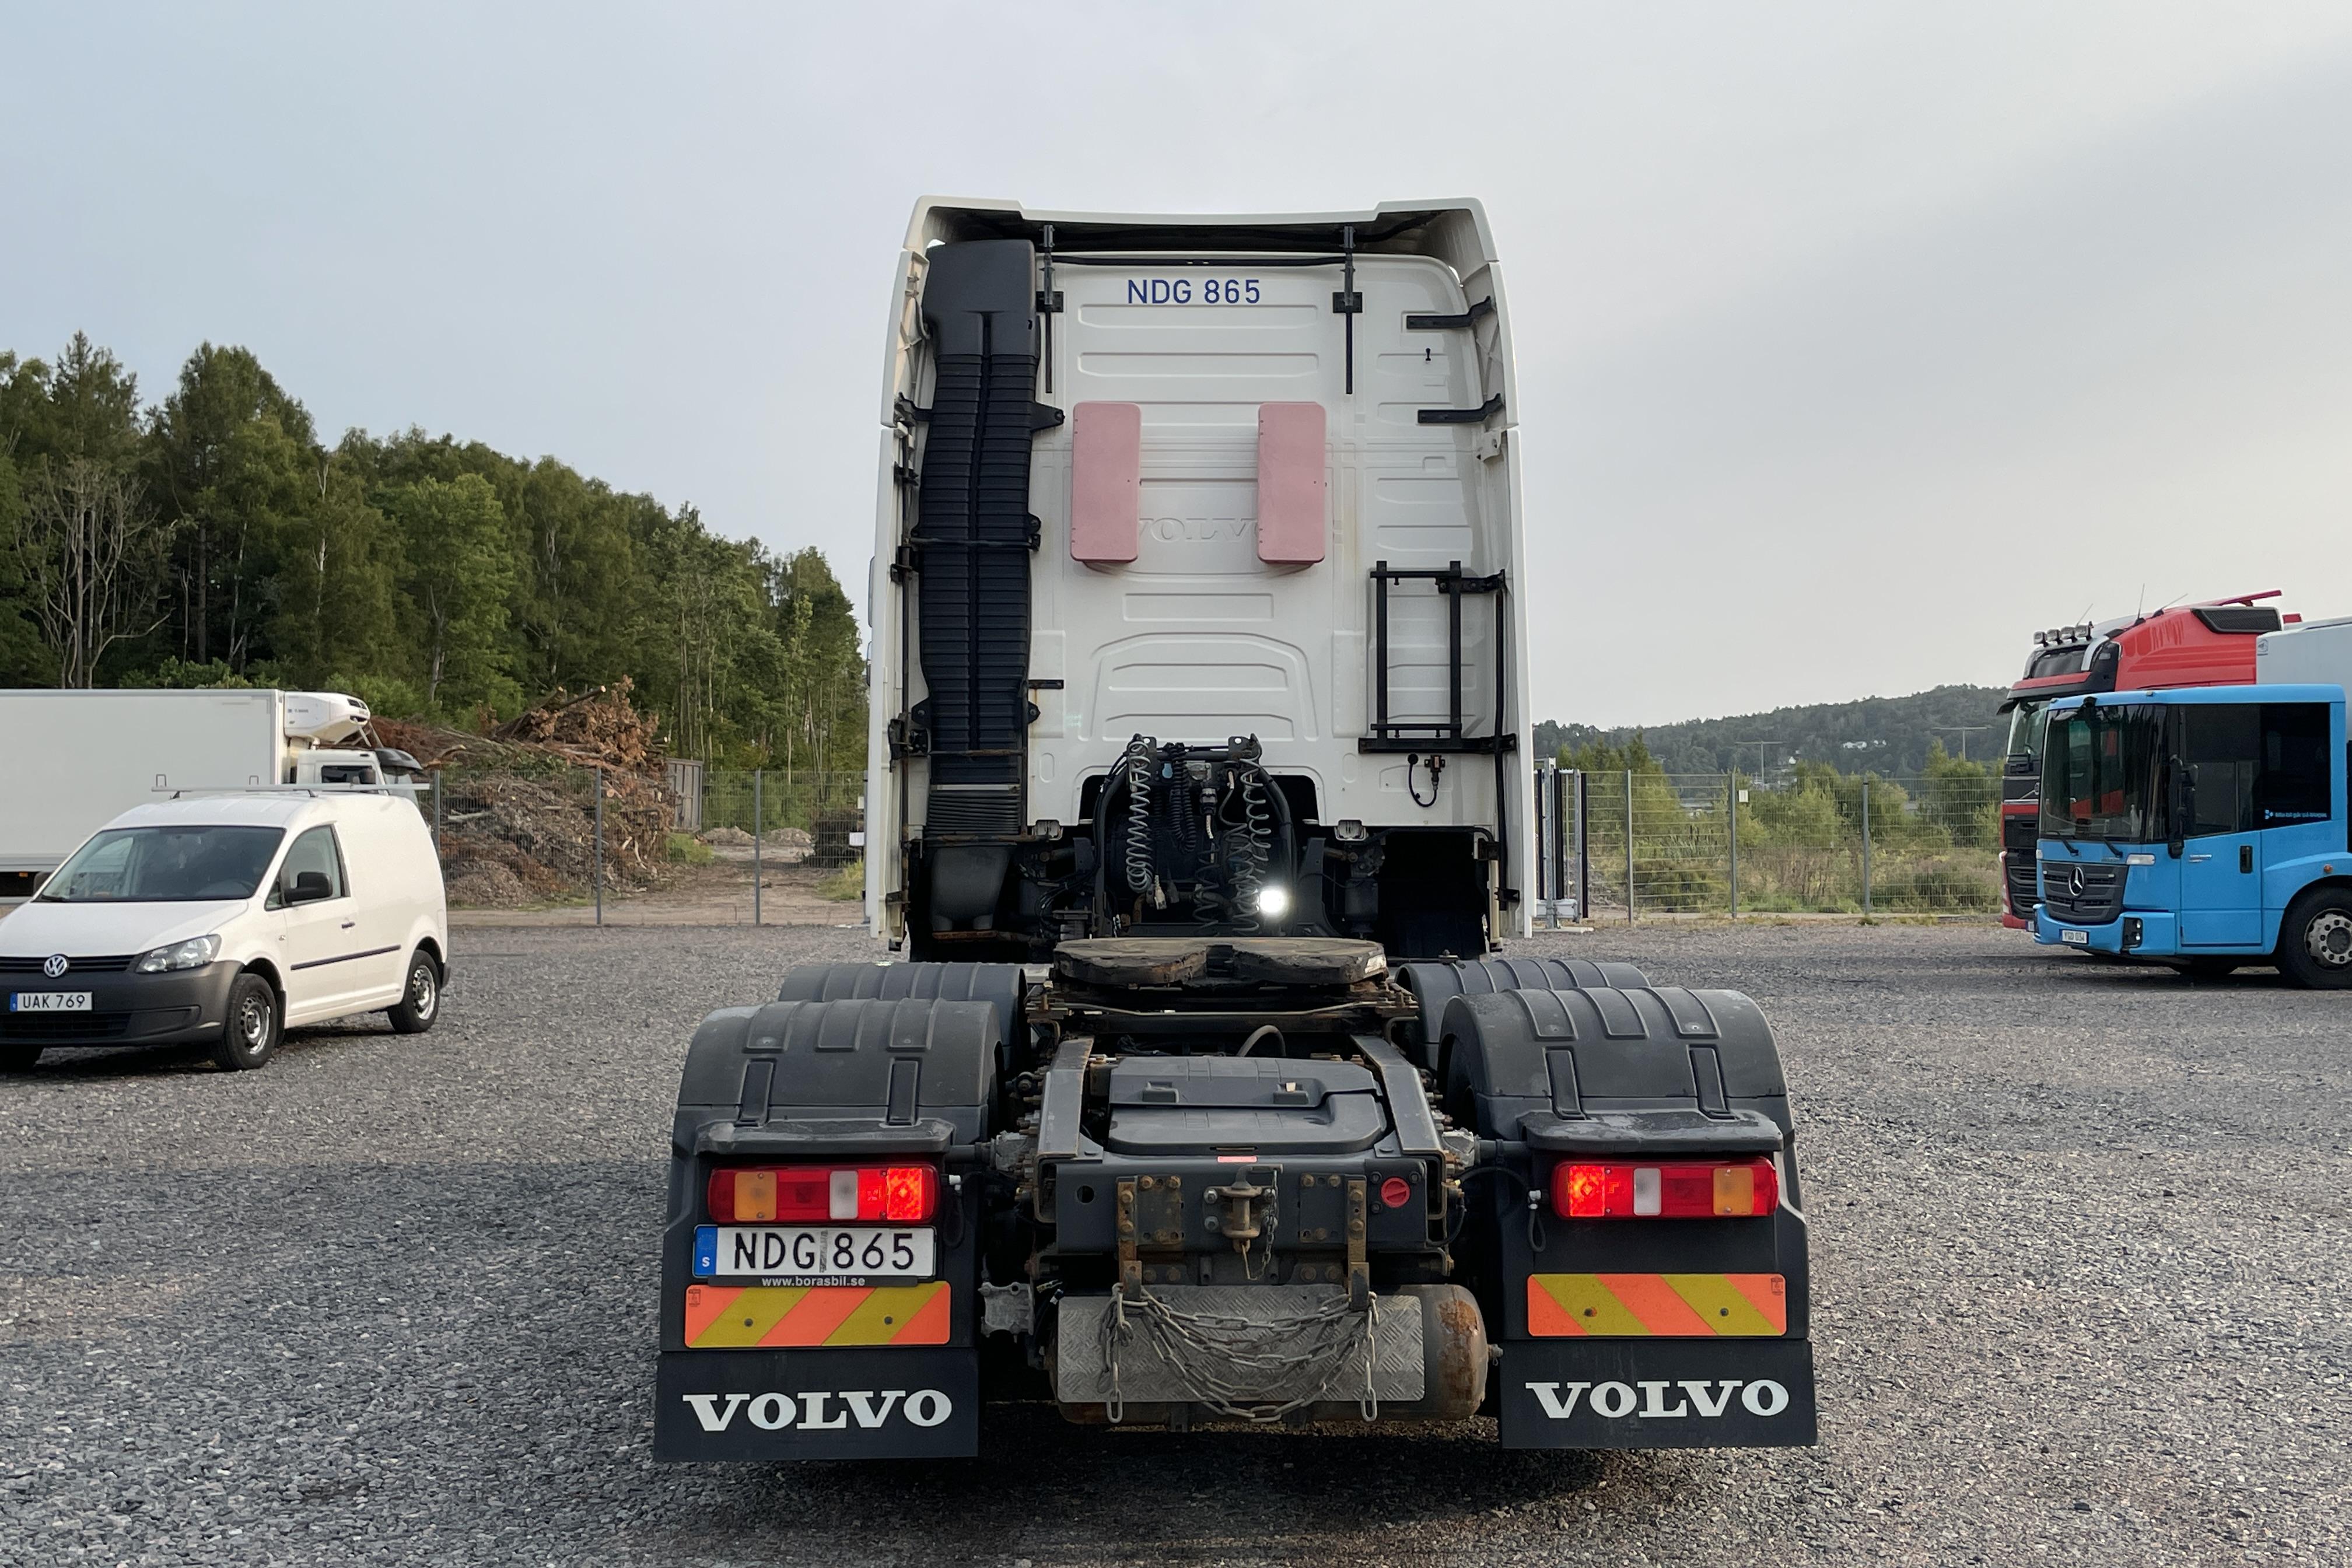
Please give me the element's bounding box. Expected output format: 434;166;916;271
1230;763;1273;923
1121;736;1156;896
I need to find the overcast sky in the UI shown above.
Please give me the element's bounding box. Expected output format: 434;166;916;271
8;2;2350;726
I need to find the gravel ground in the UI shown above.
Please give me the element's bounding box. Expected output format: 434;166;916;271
2;922;2346;1567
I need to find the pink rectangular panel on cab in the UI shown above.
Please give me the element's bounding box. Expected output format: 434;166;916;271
1069;402;1142;563
1255;402;1326;564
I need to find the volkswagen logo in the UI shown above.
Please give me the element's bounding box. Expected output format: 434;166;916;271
41;954;68;979
2066;866;2085;898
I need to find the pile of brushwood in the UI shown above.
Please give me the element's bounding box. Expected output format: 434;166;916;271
374;681;678;908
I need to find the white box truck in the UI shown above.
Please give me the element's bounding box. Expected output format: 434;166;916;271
2258;616;2352;687
0;688;416;901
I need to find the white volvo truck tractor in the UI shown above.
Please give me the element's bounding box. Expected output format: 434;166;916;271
655;200;1815;1461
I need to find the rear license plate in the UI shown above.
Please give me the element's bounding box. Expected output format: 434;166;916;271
9;992;92;1012
694;1225;936;1281
2060;929;2089;945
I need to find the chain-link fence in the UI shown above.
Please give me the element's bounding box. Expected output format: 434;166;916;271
1533;768;2004;921
422;763;867;923
416;754;1994;926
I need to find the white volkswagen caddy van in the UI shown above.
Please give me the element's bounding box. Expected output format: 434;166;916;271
0;792;448;1071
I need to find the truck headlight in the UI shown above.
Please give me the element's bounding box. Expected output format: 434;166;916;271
137;935;221;973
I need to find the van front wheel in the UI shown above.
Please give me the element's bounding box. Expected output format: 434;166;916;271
387;951;440;1034
2277;888;2352;990
212;974;281;1070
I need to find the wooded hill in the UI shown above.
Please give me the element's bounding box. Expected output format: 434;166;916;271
1536;684;2012;778
0;333;865;770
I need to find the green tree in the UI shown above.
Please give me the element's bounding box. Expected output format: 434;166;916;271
14;456;173;687
0;354;55;681
635;512;776;762
18;333;146;467
769;546;865;774
1;339;169;687
271;454;400;688
383;474;518;714
0;447;57;683
513;458;639;696
4;332;870;760
1917;738;1997;849
147;344;316;671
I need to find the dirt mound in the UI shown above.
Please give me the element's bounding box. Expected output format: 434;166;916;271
442;859;533;909
704;825;813;862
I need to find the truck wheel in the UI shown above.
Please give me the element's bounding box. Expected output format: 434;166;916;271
1;1044;42;1072
387;950;441;1034
211;973;281;1070
2277;888;2352;990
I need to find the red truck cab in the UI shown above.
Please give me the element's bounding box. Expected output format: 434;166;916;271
1997;593;2290;927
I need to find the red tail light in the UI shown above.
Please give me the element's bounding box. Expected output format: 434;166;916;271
707;1164;939;1224
882;1165;935;1222
1549;1157;1779;1219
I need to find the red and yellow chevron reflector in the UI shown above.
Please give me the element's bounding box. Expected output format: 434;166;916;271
684;1283;951;1348
1527;1273;1785;1337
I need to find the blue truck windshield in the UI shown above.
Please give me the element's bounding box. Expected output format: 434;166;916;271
2041;704;2163;842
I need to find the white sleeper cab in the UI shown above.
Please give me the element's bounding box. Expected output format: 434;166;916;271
0;792;448;1072
867;199;1533;961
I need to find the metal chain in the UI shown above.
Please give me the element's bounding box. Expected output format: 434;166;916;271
1098;1287;1379;1424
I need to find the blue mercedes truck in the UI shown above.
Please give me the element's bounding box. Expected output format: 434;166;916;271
2033;683;2352;986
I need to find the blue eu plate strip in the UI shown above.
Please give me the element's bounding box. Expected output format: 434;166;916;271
692;1225;718;1279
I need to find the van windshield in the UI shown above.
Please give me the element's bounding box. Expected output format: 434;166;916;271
38;826;285;903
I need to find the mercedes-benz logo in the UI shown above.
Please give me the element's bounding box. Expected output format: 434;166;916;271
2067;866;2085;898
42;954;68;978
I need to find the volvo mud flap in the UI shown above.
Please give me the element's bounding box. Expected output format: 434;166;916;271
655;1348;979;1460
1443;981;1818;1451
1500;1339;1817;1448
656;989;1000;1461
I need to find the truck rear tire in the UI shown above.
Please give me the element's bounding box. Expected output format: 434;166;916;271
387;950;441;1034
211;973;281;1070
2277;887;2352;990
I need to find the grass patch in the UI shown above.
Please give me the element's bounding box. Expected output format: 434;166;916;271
666;832;714;866
815;857;864;902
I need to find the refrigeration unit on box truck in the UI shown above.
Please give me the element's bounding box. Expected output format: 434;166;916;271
0;688;419;901
652;198;1817;1464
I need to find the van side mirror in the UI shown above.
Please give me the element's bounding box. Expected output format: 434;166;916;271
289;870;333;904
